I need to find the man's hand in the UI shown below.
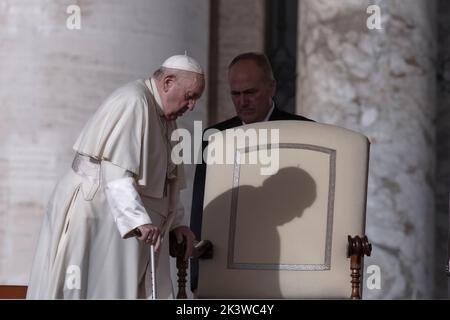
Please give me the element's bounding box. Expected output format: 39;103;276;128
136;224;161;252
172;226;196;261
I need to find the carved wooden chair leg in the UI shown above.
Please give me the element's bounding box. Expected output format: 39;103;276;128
169;231;188;299
169;231;214;299
347;235;372;299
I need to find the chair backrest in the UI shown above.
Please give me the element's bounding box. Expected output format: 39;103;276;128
197;121;370;298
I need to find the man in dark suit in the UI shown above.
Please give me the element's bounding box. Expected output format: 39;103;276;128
189;52;313;292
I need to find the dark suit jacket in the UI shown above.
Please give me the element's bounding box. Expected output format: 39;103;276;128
189;107;313;291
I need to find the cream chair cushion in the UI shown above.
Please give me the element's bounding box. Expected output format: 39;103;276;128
197;121;370;298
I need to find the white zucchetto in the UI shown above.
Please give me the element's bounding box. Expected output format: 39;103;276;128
161;54;204;75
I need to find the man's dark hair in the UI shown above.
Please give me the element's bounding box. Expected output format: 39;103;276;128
228;52;274;81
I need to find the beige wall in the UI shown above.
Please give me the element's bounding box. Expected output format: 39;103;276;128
0;0;209;285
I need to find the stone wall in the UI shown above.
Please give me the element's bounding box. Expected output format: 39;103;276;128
297;0;437;298
209;0;266;124
435;0;450;299
0;0;209;285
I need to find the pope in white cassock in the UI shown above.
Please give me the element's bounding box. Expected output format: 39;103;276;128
26;55;205;299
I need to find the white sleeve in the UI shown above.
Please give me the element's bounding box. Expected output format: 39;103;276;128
102;161;151;239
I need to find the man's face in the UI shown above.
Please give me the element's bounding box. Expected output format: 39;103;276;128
162;72;205;121
228;60;275;124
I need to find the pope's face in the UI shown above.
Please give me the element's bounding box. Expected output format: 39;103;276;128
228;60;275;124
162;72;205;121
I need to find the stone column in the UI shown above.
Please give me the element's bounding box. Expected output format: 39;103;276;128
297;0;436;298
209;0;266;124
0;0;209;284
436;0;450;299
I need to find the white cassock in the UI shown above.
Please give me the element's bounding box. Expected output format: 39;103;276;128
26;78;186;299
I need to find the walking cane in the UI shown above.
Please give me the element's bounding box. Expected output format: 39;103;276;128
150;244;157;299
133;228;158;299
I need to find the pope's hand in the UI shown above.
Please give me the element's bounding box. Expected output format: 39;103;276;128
136;224;161;251
172;226;196;261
